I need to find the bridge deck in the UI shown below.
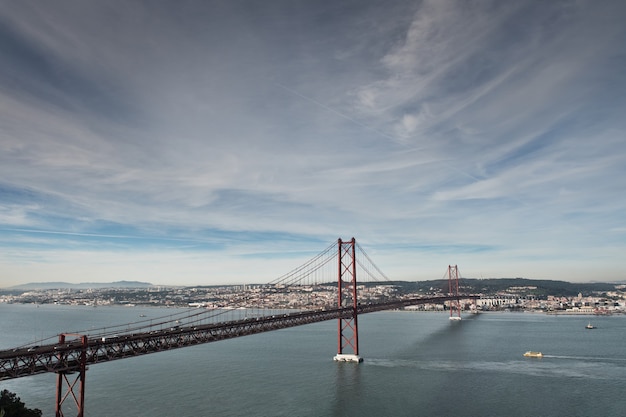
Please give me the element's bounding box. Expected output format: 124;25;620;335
0;295;467;379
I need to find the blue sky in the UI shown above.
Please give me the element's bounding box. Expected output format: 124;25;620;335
1;0;625;287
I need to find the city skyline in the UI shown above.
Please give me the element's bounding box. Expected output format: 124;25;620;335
1;0;625;287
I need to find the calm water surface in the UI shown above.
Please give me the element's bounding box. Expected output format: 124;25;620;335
1;303;625;416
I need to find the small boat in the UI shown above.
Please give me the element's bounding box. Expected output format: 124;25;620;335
523;351;543;358
586;323;595;329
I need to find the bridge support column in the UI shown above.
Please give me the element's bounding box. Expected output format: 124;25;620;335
333;238;363;363
448;265;462;321
55;334;87;417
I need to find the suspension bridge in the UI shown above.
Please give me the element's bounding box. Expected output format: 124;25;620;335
0;238;475;417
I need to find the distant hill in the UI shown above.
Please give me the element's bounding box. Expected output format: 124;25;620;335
385;278;621;297
5;278;623;296
6;281;153;290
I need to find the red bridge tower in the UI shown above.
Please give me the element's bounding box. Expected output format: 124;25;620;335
333;238;363;362
448;265;462;321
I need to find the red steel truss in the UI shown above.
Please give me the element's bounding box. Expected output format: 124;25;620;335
55;334;87;417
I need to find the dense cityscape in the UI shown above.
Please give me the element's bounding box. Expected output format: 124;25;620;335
2;280;625;314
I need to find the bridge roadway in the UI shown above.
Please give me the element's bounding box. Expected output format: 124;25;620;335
0;295;469;379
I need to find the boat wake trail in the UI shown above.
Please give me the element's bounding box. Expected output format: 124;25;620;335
366;356;626;380
543;354;626;362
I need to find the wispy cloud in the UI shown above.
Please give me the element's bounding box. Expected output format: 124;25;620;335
1;0;625;286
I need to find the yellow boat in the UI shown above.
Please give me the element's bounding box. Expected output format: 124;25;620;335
523;351;543;358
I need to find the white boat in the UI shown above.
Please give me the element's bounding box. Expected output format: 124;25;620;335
523;351;543;358
586;323;595;329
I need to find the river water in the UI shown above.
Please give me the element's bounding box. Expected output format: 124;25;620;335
1;303;625;417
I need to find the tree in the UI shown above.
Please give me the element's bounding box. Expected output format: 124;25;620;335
0;390;42;417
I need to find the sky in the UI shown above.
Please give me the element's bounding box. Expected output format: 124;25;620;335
1;0;625;287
